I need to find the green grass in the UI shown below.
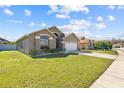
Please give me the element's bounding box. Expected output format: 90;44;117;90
86;50;118;55
0;51;113;88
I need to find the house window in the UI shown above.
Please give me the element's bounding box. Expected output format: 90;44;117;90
40;35;49;48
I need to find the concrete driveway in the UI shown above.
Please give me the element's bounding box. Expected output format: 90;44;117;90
79;52;117;60
90;49;124;88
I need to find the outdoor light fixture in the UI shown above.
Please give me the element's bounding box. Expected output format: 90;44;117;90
35;36;40;39
49;37;53;40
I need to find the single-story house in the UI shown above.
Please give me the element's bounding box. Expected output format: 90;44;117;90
16;26;80;54
0;38;10;44
113;43;124;48
79;37;94;49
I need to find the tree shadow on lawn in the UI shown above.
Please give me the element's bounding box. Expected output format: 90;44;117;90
32;53;78;59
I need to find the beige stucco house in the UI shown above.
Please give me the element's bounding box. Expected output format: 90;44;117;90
79;37;94;49
16;26;80;54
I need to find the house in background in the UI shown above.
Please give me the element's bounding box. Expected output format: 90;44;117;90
16;26;80;54
79;37;94;49
113;42;124;48
0;38;16;50
0;38;10;44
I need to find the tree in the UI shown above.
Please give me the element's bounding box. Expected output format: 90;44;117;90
94;41;112;50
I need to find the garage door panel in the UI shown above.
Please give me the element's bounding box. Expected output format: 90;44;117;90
65;42;77;51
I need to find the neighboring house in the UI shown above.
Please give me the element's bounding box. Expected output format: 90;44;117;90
0;38;10;44
80;37;94;49
0;38;16;50
113;43;124;48
16;26;80;54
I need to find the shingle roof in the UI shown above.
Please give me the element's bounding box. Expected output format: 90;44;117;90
16;26;59;42
63;32;80;40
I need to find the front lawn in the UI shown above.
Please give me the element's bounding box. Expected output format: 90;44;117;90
87;50;118;55
0;51;113;88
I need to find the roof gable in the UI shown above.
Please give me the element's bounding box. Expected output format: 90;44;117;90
64;33;80;41
35;29;57;38
48;26;62;35
16;26;58;42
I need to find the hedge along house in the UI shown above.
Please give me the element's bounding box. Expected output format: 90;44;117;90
16;26;80;54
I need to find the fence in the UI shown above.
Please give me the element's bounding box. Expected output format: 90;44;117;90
0;44;16;50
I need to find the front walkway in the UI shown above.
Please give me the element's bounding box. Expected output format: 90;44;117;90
79;52;117;60
90;50;124;88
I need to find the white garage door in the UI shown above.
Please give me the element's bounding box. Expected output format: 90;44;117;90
65;42;77;51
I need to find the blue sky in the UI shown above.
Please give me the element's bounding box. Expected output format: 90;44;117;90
0;5;124;41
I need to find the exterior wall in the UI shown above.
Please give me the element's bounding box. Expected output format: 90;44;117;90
80;39;89;49
80;40;94;49
80;43;89;49
88;40;94;49
64;34;80;50
17;29;57;54
16;38;29;54
28;34;35;51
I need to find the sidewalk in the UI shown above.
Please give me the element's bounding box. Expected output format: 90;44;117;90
90;50;124;88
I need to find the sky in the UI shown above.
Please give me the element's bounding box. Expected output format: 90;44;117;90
0;5;124;41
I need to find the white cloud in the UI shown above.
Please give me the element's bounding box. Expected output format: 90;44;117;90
48;5;89;19
0;5;11;8
9;19;22;24
37;23;46;27
3;8;14;16
58;19;92;33
95;23;106;30
0;32;17;41
29;22;35;26
97;16;104;21
42;23;46;26
108;5;115;10
29;22;46;27
60;5;89;14
70;19;92;29
24;9;32;16
76;31;92;38
107;15;115;21
48;5;58;14
56;14;70;19
108;5;124;10
59;18;107;34
64;30;92;38
118;5;124;9
88;17;92;20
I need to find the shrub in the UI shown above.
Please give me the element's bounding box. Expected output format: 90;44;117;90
40;46;49;50
50;49;60;53
43;49;51;53
81;47;86;50
94;41;112;50
29;49;38;56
